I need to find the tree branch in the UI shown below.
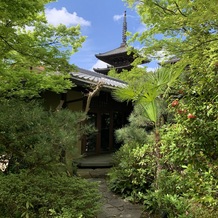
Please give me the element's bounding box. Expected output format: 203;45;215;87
56;100;65;111
174;2;187;17
84;82;103;114
153;1;177;15
182;38;218;52
0;35;61;67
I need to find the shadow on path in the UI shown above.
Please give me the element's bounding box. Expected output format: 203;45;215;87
87;178;148;218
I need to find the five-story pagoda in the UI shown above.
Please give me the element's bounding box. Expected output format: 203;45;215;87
93;11;141;75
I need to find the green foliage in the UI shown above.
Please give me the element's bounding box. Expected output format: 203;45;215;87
125;0;218;68
0;98;92;174
143;190;190;218
0;0;86;98
110;0;218;216
110;94;218;216
115;104;154;144
141;163;217;217
113;67;180;125
0;172;101;218
108;67;148;83
108;104;156;202
108;143;155;203
157;113;218;217
0;98;101;217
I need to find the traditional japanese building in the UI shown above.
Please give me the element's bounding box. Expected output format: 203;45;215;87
93;11;135;75
43;11;139;156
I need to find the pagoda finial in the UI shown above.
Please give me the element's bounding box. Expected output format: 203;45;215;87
121;11;127;46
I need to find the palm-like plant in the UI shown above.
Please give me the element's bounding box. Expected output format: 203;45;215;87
113;66;183;187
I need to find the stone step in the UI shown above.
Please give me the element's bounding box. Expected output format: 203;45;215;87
75;154;114;168
77;168;110;179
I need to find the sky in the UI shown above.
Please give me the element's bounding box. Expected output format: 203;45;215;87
45;0;157;72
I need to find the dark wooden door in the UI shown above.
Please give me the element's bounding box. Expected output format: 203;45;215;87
82;92;132;155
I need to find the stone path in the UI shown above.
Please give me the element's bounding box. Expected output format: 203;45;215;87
94;178;145;218
78;168;147;218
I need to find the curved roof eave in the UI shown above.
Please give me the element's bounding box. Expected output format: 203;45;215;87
95;45;128;58
70;68;127;90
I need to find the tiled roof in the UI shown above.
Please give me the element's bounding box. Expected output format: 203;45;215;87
93;63;132;74
95;45;127;58
159;57;180;65
70;67;127;90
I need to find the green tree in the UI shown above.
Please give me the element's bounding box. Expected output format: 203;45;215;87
124;0;218;109
113;0;218;216
113;67;182;184
126;0;218;65
0;99;101;217
0;99;92;174
108;66;148;82
0;0;85;98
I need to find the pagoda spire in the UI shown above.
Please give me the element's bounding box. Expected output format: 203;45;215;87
121;11;127;46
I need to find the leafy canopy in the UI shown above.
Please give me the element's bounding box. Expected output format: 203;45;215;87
111;1;218;216
119;0;218;129
0;0;86;97
125;0;218;71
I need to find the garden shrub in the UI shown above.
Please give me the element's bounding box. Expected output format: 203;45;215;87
115;104;154;145
140;113;218;217
141;168;193;218
108;97;218;217
0;98;101;217
108;142;155;203
155;89;218;217
139;120;218;217
108;105;156;203
0;172;101;218
0;98;93;174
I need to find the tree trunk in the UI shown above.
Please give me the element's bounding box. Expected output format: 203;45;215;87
154;128;162;189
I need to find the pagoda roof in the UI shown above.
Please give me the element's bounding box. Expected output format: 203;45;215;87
70;67;127;90
95;44;127;59
95;44;136;67
95;11;129;62
158;57;180;66
93;63;132;74
95;44;149;68
93;67;112;75
94;11;149;71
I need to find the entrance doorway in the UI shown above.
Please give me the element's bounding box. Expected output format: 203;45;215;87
83;111;127;155
82;91;132;155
